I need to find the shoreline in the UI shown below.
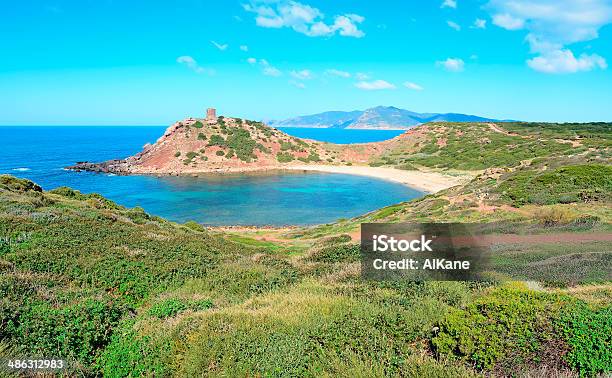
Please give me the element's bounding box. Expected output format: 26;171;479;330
283;165;472;193
77;163;473;193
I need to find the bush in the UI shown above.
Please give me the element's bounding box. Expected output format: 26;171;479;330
174;151;181;157
499;165;612;206
216;150;225;156
557;303;611;375
534;206;577;226
208;134;226;147
193;121;203;128
0;175;42;193
277;152;294;163
226;128;257;162
197;133;207;141
432;288;568;371
309;243;360;263
186;151;197;159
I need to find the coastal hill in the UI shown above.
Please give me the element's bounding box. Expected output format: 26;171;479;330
267;105;504;129
68;114;611;196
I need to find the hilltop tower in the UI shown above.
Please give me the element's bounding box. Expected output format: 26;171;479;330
206;108;216;123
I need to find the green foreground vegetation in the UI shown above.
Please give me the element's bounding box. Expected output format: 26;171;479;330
0;173;610;377
1;122;611;377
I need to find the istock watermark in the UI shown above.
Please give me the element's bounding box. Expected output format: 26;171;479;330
360;223;612;283
362;223;490;281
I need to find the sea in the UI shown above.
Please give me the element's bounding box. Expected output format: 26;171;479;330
0;126;421;226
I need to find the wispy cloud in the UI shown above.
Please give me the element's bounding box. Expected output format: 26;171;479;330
447;20;461;31
240;45;249;51
211;40;228;51
491;13;524;30
243;0;365;38
261;59;282;76
325;69;351;78
247;57;282;76
436;57;465;72
441;0;457;9
176;56;213;74
355;72;370;80
487;0;611;73
355;80;396;90
289;80;306;89
403;81;424;91
290;69;313;80
472;18;486;29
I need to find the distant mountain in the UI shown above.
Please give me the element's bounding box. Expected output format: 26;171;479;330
268;106;504;130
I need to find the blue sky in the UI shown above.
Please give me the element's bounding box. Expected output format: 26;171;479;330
1;0;611;125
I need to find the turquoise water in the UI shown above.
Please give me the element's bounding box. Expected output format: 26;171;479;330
0;126;422;225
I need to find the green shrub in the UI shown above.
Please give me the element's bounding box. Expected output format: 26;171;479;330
277;152;294;163
174;151;181;157
216;150;225;156
499;165;612;206
226;150;235;159
309;243;360;263
0;175;42;192
208;134;226;147
226;128;257;162
193;121;203;128
432;288;567;371
197;133;207;141
557;303;611;375
148;299;187;318
186;151;198;159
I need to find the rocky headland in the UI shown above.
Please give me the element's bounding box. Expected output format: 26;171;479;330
67;114;473;192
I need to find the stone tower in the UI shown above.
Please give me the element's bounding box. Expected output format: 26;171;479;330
206;108;216;122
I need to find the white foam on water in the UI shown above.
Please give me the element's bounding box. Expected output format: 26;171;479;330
12;167;31;172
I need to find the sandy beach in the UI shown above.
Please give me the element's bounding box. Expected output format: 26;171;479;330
285;165;472;193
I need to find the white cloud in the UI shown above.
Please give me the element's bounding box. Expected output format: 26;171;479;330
447;20;461;31
472;18;487;29
403;81;424;91
355;80;396;90
487;0;612;73
325;69;351;78
247;58;282;76
240;45;249;51
492;13;524;30
441;0;457;9
243;0;365;38
260;59;282;76
176;56;212;74
436;57;465;72
289;80;306;88
356;72;370;80
211;40;228;51
527;49;607;73
290;69;313;80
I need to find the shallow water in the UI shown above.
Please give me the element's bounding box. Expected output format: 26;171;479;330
0;126;422;225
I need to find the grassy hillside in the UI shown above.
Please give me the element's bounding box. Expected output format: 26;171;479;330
367;122;610;170
1;175;610;377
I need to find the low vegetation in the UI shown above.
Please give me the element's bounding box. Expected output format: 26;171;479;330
0;174;610;377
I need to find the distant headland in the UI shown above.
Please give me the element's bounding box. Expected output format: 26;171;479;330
267;105;509;130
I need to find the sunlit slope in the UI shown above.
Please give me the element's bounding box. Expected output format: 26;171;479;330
1;175;610;377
